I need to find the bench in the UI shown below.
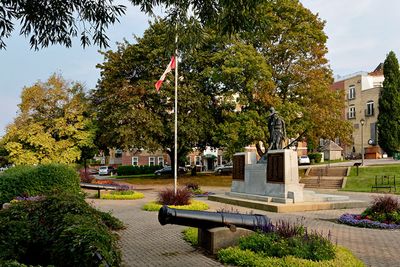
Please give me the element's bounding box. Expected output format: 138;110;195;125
80;183;120;198
371;175;396;192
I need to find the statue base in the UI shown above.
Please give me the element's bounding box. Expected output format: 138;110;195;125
231;150;304;203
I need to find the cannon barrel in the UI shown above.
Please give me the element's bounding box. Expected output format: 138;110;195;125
158;206;269;231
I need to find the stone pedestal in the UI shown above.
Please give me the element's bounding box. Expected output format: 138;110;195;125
230;149;304;203
198;227;253;254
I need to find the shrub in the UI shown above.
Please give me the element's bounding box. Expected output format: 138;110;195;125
0;192;123;266
157;187;192;206
238;222;335;261
308;153;322;163
117;165;163;176
79;168;95;183
340;195;400;227
370;195;400;214
217;246;364;267
182;227;198;246
185;183;203;195
0;164;80;205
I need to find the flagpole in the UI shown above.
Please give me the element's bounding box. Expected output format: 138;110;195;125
174;17;178;195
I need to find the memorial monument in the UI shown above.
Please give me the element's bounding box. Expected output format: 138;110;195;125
208;107;363;212
230;107;304;203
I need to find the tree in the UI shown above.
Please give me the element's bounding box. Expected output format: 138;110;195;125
193;0;351;157
378;51;400;155
0;0;126;49
2;74;96;165
92;20;214;169
1;0;264;50
242;0;351;153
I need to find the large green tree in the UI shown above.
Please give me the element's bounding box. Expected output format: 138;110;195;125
378;51;400;155
192;0;351;156
243;0;351;153
92;20;214;168
2;74;96;165
0;0;262;50
0;0;126;49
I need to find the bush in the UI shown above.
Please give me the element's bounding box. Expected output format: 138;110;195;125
79;168;95;183
340;195;400;228
0;193;123;266
182;227;198;246
236;219;334;262
308;153;322;163
117;165;163;176
370;195;399;214
0;164;80;205
157;187;192;206
217;246;364;267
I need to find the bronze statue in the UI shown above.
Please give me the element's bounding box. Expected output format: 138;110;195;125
268;107;286;150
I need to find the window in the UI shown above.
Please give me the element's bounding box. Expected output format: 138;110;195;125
366;101;374;116
132;157;138;166
115;149;123;158
348;106;356;119
158;157;164;166
195;156;201;166
348;85;355;100
149;157;155;166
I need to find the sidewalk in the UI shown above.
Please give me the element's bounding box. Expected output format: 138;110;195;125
91;188;400;267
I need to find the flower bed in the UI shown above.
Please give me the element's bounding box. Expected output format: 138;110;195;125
101;190;144;200
338;213;400;229
339;195;400;229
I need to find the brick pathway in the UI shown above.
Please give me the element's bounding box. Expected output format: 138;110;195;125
91;187;400;267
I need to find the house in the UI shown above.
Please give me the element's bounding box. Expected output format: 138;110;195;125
331;64;384;158
322;140;343;161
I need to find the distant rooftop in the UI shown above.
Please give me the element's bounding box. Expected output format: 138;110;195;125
334;63;383;82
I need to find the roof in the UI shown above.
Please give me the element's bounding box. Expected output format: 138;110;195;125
322;140;343;151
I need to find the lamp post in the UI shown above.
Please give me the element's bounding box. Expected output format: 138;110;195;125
360;119;365;166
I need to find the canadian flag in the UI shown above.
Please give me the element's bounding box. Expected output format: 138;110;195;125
155;56;176;91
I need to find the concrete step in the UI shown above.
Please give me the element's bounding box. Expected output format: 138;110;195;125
300;177;344;189
307;167;347;177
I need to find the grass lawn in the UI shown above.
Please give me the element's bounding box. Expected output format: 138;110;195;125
119;173;233;187
343;164;400;193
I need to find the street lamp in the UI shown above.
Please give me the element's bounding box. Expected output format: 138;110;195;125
360;119;365;166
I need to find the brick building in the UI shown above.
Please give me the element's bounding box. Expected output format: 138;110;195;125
331;64;384;158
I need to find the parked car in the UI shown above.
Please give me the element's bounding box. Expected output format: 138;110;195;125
214;163;233;175
98;166;116;176
298;155;310;165
154;166;187;176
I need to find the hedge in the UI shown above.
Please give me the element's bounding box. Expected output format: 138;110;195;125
117;165;163;176
0;193;123;266
0;164;80;205
308;153;322;163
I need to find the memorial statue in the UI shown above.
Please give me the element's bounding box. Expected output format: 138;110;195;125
268;107;286;150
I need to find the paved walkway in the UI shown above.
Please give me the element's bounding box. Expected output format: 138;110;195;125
91;187;400;267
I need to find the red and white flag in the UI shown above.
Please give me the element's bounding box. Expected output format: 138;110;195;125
155;56;176;91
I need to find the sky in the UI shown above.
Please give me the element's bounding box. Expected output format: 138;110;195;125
1;0;400;136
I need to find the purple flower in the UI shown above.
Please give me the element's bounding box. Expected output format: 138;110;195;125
338;213;400;229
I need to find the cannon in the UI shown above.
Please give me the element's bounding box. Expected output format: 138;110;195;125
158;205;270;231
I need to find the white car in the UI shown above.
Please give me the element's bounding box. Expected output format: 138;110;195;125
298;155;310;165
98;166;116;176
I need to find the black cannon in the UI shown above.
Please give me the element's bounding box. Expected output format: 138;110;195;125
158;205;270;231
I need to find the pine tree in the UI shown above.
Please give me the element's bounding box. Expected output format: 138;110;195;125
378;51;400;155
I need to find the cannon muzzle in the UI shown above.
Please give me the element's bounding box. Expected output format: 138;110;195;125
158;205;269;231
